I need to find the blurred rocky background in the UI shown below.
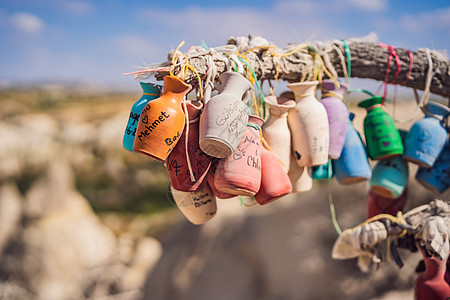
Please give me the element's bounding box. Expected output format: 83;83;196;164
0;86;447;300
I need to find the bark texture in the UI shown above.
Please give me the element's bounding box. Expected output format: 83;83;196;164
153;36;450;98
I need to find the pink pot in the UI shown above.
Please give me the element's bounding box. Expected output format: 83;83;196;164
214;115;264;196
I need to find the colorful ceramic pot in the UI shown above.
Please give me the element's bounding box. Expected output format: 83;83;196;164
414;248;450;300
333;113;372;184
287;152;313;193
312;160;334;180
170;184;217;225
166;100;212;192
370;155;409;199
416;142;450;195
207;159;236;199
133;76;191;161
320;79;349;159
123;82;162;152
287;81;329;167
199;71;251;158
255;145;292;205
404;102;450;168
358;96;404;160
214;115;264;196
366;187;408;218
262;95;296;173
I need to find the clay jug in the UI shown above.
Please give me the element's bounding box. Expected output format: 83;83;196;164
320;79;349;159
358;96;404;160
287;152;313;193
366;187;408;218
287;81;329;167
207;159;236;199
312;160;334;180
214;115;264;196
416;142;450;195
166;101;212;192
333;113;372;184
262;95;296;173
404;102;450;168
133;76;191;161
170;184;217;225
370;155;409;199
414;248;450;300
123;82;162;152
255;145;292;205
199;71;251;158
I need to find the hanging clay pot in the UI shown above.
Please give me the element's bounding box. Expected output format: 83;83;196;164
199;71;251;158
287;152;313;193
358;96;404;160
370;155;409;199
333;113;372;185
255;145;292;205
404;102;450;168
123;82;162;152
366;187;408;218
170;183;217;225
133;76;191;161
320;79;349;159
166;100;212;192
414;247;450;300
287;81;329;167
416;142;450;195
214;115;264;196
312;160;333;180
262;95;296;173
207;159;236;199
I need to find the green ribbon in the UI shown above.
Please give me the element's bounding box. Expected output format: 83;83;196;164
237;57;266;119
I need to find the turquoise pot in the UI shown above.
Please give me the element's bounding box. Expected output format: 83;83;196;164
416;142;450;195
370;156;409;199
333;113;371;184
312;160;333;180
404;102;449;168
123;82;162;152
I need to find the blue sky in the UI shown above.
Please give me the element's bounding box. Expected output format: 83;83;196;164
0;0;449;90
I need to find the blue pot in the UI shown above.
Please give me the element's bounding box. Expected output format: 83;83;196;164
403;102;449;168
370;155;409;199
312;160;333;180
123;82;162;152
333;113;372;184
416;142;450;195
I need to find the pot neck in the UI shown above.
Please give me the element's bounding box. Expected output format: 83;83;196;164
366;104;384;112
163;76;192;98
140;82;162;96
424;256;448;278
287;81;318;101
218;72;252;99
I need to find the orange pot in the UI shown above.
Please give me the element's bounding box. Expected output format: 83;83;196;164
133;76;191;161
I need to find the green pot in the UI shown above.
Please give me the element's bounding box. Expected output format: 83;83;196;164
358;96;403;160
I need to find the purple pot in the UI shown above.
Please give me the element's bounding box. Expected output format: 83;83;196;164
320;80;349;159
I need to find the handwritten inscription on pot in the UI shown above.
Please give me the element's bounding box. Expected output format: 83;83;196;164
231;134;261;170
192;192;213;208
136;111;171;142
215;101;247;140
166;159;183;176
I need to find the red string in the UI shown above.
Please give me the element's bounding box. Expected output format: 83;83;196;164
378;42;402;104
398;49;413;85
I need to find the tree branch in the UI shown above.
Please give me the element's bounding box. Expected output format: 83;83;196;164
149;35;450;98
